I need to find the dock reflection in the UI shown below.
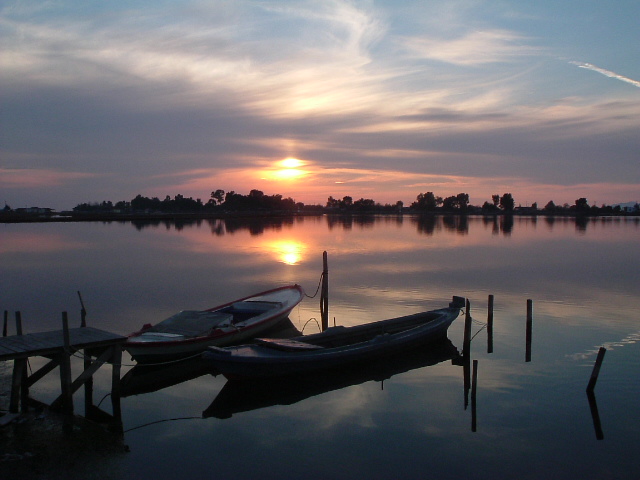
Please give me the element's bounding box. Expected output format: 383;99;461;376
203;339;461;419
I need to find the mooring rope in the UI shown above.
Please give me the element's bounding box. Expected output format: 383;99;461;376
123;416;202;433
304;271;324;299
300;317;321;334
69;350;204;368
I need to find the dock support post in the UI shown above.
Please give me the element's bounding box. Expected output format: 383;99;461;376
110;346;123;432
9;358;27;413
525;299;533;362
320;251;329;331
84;347;94;418
2;310;7;337
59;312;74;417
9;312;29;413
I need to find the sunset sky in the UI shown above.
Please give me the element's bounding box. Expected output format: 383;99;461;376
2;0;639;210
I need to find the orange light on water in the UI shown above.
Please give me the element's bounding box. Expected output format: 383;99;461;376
263;239;306;265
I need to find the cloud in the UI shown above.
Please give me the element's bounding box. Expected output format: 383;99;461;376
402;30;539;66
570;61;640;88
0;168;98;188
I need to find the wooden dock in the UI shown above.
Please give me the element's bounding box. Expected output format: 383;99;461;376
1;312;127;430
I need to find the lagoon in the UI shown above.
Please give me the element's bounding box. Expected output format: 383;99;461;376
1;215;639;479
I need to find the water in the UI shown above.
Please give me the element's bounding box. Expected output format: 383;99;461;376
1;215;639;479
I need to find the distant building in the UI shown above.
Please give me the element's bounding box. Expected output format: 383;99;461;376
14;207;55;215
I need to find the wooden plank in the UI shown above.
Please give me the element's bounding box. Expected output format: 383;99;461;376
0;327;126;361
25;357;60;388
51;346;115;408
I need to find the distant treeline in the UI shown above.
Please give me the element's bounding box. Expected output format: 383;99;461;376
70;190;639;216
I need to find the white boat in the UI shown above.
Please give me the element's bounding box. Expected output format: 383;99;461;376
203;296;465;378
124;285;305;363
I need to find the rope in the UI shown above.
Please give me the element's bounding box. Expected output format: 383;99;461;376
300;317;321;334
124;416;201;433
97;392;111;408
69;350;204;368
304;272;324;299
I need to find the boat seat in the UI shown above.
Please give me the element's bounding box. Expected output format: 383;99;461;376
231;301;282;313
254;338;324;351
148;311;234;337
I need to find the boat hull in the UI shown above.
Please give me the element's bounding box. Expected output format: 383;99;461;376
124;285;304;363
204;297;464;379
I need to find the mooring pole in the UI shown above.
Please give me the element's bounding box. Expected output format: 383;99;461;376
3;310;7;337
487;295;494;354
15;311;23;335
320;251;329;331
78;291;87;327
471;359;478;432
587;347;607;393
463;299;472;409
587;390;604;440
463;299;472;357
525;299;533;362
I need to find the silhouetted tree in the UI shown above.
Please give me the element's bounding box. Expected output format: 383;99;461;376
411;192;441;211
456;193;469;212
574;197;589;212
210;189;225;205
500;193;515;212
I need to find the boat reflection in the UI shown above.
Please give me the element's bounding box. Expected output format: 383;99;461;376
121;356;215;397
203;339;461;419
121;319;301;397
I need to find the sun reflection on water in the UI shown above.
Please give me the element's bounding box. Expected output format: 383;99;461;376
263;239;306;265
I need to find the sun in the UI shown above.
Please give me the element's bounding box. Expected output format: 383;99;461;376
281;158;304;168
273;158;307;180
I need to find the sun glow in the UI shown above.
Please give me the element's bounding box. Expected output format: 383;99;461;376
263;239;306;265
264;157;308;181
281;158;304;168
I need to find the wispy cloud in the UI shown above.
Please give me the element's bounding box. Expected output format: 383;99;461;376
571;61;640;88
0;168;97;188
402;30;538;66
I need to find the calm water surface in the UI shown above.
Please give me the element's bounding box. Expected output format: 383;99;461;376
1;215;639;479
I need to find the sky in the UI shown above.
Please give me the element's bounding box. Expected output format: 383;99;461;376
2;0;639;211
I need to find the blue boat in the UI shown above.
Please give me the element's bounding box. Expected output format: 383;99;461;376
204;296;465;379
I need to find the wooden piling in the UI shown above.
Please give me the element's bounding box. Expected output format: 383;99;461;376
463;299;472;356
487;295;494;354
78;291;87;328
15;311;23;335
587;391;604;440
586;347;607;393
3;310;7;337
320;251;329;331
471;359;478;432
525;299;532;362
59;312;74;415
77;291;94;414
463;299;472;409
